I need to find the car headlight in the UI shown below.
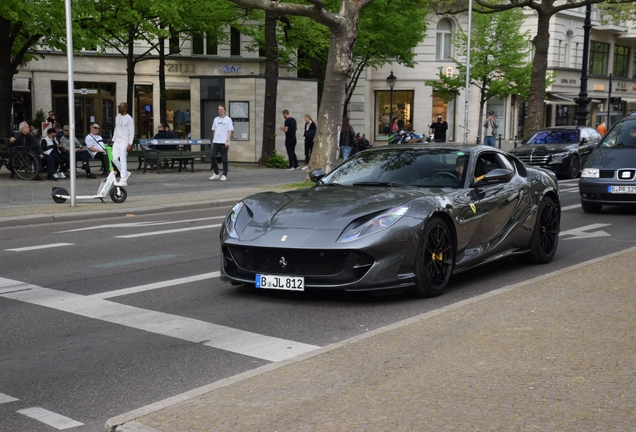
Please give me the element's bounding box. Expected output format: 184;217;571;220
225;202;244;238
581;168;599;178
551;152;569;160
337;206;409;243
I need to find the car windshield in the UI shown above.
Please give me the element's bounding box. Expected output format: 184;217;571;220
526;129;580;144
319;147;470;188
599;119;636;148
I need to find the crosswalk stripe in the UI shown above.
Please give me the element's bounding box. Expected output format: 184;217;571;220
5;243;74;252
17;407;84;430
0;277;318;362
115;224;222;238
561;203;581;211
0;392;19;404
90;272;220;300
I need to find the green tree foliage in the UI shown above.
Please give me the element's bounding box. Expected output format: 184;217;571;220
0;0;70;136
425;9;532;140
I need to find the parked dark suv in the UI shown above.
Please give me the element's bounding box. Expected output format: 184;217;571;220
579;113;636;213
508;126;601;179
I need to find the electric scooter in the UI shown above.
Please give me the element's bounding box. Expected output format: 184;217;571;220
51;145;128;204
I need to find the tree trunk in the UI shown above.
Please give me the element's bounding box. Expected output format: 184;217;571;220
0;34;14;137
126;26;136;110
259;11;279;166
308;16;358;175
159;36;166;124
525;12;550;139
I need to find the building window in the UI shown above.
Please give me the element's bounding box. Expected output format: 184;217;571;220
375;90;415;139
589;41;609;75
436;19;453;61
169;27;180;54
613;45;630;78
192;33;218;55
564;31;572;68
231;27;241;56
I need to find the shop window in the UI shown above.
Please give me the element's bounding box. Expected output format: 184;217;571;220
192;33;218;55
231;27;241;56
166;89;191;138
589;41;609;75
613;45;629;78
374;90;414;139
436;19;453;61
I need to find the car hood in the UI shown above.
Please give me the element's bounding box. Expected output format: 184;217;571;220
240;186;440;230
509;144;576;155
587;146;636;168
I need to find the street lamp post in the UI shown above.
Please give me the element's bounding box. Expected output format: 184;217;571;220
575;4;592;126
387;70;397;132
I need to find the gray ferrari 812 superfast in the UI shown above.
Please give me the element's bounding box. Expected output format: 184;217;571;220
220;144;560;297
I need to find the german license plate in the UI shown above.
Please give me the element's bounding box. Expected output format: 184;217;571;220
608;185;636;194
256;274;304;291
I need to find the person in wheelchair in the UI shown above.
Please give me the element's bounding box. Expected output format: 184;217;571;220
9;121;57;181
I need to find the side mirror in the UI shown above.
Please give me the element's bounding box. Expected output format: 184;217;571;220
580;137;588;145
309;168;326;183
473;168;513;186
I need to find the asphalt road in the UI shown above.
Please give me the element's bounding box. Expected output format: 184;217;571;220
1;178;635;431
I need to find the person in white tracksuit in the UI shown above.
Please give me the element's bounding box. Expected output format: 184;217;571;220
112;102;135;186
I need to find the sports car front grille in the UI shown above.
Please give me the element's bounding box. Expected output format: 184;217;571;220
224;245;373;276
517;155;550;165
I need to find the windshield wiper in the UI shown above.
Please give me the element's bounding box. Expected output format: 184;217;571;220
352;181;406;187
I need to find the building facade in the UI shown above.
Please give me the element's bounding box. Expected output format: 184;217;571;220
12;6;636;154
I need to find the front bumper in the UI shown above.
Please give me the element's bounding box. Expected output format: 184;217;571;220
579;178;636;206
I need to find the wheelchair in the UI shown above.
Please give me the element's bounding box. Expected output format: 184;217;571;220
1;146;40;181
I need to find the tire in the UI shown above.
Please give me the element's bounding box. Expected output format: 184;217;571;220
52;187;69;204
581;201;602;213
566;155;579;179
110;186;127;203
412;216;454;297
10;148;39;181
524;196;560;264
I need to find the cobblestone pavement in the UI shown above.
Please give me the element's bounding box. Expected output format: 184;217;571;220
107;247;636;432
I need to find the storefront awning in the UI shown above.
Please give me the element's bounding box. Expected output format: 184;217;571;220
545;93;601;105
621;98;636;104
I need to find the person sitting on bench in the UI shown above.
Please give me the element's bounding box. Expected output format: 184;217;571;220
85;122;110;175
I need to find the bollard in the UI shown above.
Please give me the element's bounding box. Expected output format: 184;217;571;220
498;134;502;149
514;135;518;148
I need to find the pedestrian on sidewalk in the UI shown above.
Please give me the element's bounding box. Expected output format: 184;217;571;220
60;125;96;178
430;113;448;143
209;104;233;181
112;102;135;186
483;110;499;147
303;114;317;169
86;123;110;175
339;116;356;161
281;109;299;170
10;121;55;181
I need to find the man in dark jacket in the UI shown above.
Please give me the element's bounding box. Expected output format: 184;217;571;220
9;121;56;180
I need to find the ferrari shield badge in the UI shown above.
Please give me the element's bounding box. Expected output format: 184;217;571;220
281;235;287;242
470;203;476;214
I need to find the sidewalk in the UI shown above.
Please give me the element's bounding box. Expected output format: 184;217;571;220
106;246;636;431
0;162;308;227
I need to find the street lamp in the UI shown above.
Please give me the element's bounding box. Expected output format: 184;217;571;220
387;70;397;132
575;4;592;126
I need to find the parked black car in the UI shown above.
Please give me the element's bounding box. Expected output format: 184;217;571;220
579;113;636;213
508;126;601;179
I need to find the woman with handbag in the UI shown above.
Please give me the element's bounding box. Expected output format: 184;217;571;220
302;114;317;169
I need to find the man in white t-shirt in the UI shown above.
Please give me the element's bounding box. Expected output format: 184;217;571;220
112;102;135;186
209;104;234;181
85;122;110;175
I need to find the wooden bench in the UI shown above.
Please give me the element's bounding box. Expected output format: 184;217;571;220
139;139;210;173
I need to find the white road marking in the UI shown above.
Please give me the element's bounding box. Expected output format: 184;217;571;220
56;216;225;233
559;223;611;240
561;203;581;211
5;243;74;252
115;224;222;238
559;187;579;193
0;277;318;362
90;272;220;299
17;407;83;430
0;392;19;404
